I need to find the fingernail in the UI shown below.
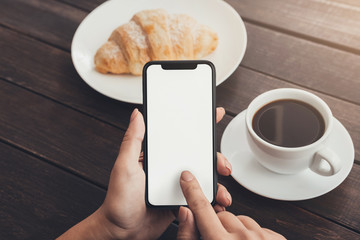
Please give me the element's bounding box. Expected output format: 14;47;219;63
130;109;138;122
225;159;232;175
178;207;188;223
226;191;232;206
181;171;194;182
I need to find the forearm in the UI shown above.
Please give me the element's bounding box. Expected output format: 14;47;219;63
57;207;122;240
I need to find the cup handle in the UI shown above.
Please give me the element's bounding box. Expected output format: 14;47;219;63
310;148;342;176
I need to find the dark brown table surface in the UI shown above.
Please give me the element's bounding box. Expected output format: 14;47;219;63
1;0;360;239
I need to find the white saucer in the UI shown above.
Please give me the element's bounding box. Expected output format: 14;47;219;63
220;110;354;201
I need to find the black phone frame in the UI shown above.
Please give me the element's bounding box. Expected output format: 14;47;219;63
142;60;217;208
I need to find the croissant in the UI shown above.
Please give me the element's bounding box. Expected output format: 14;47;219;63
94;9;218;75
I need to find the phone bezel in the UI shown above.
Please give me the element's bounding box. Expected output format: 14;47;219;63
143;60;217;208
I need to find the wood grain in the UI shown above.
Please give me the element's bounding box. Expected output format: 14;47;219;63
0;27;135;130
2;0;359;104
296;164;360;231
226;0;360;53
58;0;105;12
217;67;360;161
0;0;86;50
241;22;360;104
0;142;105;239
1;76;358;237
1;25;359;161
218;175;360;240
0;79;122;187
1;0;360;238
0;142;178;239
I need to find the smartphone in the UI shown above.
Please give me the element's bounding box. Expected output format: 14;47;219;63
143;60;216;207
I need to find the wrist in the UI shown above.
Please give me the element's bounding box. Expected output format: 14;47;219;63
94;206;129;240
57;206;127;240
98;205;156;240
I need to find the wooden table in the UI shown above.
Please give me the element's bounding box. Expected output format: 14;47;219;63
1;0;359;239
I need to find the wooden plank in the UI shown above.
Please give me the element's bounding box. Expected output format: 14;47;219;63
2;109;356;240
60;0;360;54
2;0;359;106
0;142;105;239
1;109;357;240
1;67;359;240
2;21;358;167
0;141;179;239
296;164;360;231
0;0;86;50
0;27;135;130
0;80;123;187
58;0;105;12
1;76;359;238
65;0;360;19
218;175;360;240
226;0;360;53
241;22;360;104
3;0;356;163
217;67;360;161
2;2;360;125
1;0;359;235
1;22;358;163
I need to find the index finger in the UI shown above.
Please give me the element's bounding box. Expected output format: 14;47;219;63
216;107;225;123
180;171;226;238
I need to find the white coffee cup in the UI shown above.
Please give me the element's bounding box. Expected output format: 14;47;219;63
245;88;342;176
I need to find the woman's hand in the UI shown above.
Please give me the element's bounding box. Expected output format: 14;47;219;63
176;171;286;240
58;107;233;240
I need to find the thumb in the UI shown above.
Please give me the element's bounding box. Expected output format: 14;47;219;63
177;207;199;240
116;109;145;171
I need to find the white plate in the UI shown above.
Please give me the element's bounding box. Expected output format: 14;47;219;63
71;0;247;103
221;110;355;201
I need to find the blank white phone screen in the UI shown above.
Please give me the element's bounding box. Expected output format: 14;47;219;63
146;63;214;206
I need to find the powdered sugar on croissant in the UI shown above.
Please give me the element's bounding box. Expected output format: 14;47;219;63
94;9;218;75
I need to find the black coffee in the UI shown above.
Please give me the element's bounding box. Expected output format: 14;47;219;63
252;99;325;147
